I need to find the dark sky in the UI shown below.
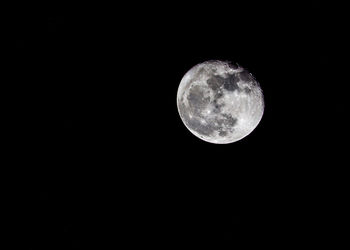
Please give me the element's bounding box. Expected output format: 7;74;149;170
14;1;346;249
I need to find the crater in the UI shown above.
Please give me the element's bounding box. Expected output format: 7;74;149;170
243;87;252;94
220;114;238;127
218;130;227;137
215;92;223;99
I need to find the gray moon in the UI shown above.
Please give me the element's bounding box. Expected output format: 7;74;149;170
177;60;264;144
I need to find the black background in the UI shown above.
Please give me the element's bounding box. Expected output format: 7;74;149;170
13;1;347;249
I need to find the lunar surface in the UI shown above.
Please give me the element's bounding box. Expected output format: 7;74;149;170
177;60;264;144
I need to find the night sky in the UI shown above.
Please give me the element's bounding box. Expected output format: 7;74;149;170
14;1;346;249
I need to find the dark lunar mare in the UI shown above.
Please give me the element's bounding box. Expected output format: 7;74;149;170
206;73;241;115
223;74;239;92
238;71;254;83
206;75;225;91
227;62;240;69
186;85;210;116
179;85;216;136
206;74;240;92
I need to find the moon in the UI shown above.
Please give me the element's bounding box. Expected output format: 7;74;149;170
177;60;264;144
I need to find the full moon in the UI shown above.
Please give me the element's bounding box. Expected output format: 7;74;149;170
177;60;264;144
